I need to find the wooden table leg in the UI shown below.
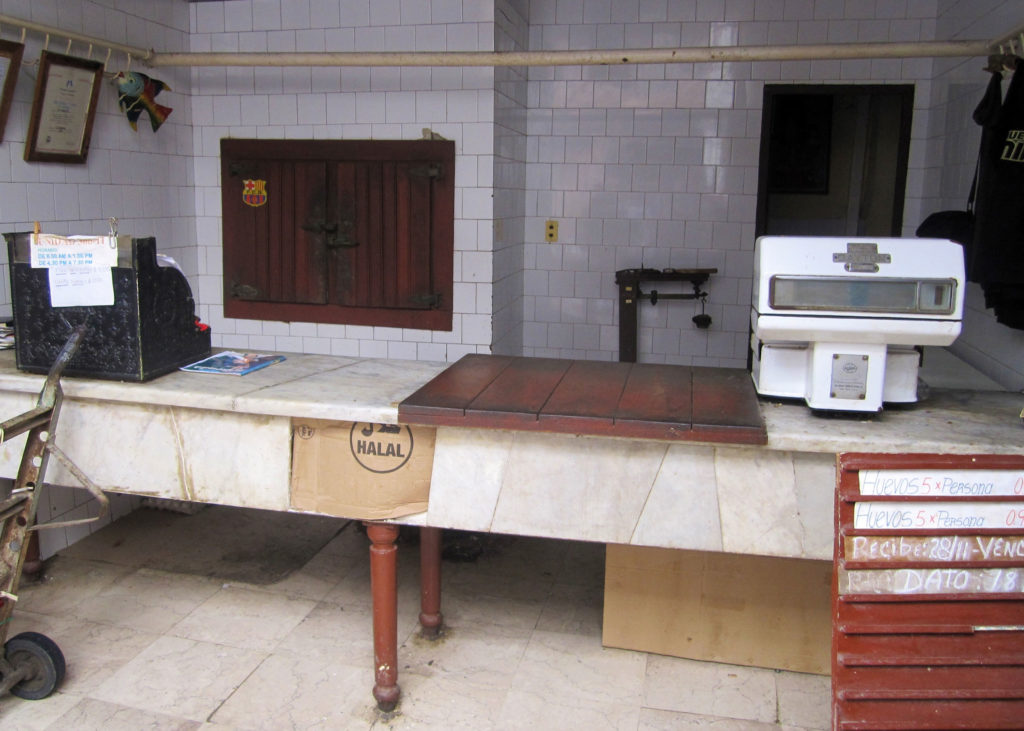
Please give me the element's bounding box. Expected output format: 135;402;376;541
366;522;400;712
418;526;443;639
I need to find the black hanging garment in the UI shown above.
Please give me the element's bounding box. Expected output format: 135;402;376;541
971;59;1024;329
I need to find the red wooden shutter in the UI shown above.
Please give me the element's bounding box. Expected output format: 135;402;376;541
833;453;1024;729
329;160;439;310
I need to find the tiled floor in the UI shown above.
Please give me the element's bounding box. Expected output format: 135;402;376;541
0;506;830;730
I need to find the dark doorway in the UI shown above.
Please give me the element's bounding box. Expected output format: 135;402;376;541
755;85;914;237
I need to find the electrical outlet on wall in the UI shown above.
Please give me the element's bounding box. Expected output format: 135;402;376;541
545;219;558;242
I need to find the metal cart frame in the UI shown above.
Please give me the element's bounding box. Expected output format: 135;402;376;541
0;325;108;700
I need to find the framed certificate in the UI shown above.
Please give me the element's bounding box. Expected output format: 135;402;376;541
25;50;104;163
0;39;24;143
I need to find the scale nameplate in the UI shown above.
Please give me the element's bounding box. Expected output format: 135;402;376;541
832;242;891;273
830;353;868;400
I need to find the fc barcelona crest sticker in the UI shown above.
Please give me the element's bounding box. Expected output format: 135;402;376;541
242;179;267;207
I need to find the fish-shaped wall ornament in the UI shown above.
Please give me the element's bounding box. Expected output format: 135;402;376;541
115;71;173;132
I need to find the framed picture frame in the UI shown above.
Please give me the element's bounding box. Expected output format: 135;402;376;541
0;39;25;143
25;50;104;164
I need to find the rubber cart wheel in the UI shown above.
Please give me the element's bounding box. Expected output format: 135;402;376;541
4;631;66;700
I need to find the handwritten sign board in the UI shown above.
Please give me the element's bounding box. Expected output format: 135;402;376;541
833;453;1024;729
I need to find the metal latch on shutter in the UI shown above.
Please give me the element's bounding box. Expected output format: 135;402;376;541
408;163;444;179
409;293;443;308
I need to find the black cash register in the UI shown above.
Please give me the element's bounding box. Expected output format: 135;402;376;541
4;232;211;381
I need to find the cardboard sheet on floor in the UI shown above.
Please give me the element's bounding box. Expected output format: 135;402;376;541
603;544;832;675
290;419;435;520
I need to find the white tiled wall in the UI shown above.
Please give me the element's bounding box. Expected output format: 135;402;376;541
492;0;530;355
189;0;498;362
519;0;944;366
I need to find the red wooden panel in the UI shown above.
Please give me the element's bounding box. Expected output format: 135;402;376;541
612;363;693;439
838;631;1024;666
838;665;1024;698
398;354;514;420
221;138;454;331
538;360;630;431
839;599;1024;631
690;367;766;444
222;157;327;308
465;357;572;428
839;453;1024;474
835;699;1024;730
400;356;765;443
398;161;436;310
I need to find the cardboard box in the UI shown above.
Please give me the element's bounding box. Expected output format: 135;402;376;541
291;420;435;520
603;544;832;675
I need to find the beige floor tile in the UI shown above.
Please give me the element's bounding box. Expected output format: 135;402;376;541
436;582;548;631
0;690;83;730
494;687;642;730
397;623;532;691
775;671;830;730
91;635;267;722
210;653;377;730
275;602;379;668
535;581;604;635
42;697;204;730
638;707;781;729
377;670;511;729
169;585;318;652
512;630;647;707
644;655;778;723
2;512;837;731
7;610;158;695
16;558;135;616
228;521;368;602
72;568;223;634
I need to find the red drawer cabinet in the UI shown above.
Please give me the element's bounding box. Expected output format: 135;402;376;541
833;453;1024;730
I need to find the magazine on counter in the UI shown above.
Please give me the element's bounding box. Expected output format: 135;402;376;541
180;351;285;375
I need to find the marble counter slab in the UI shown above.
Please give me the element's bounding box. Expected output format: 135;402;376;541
0;349;1021;562
761;388;1024;456
0;350;1019;457
0;350;448;425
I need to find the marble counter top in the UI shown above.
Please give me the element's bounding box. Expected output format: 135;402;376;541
0;349;1020;560
0;350;449;425
0;350;1020;455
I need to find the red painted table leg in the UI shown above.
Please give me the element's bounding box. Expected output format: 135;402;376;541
366;522;400;712
418;526;443;639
